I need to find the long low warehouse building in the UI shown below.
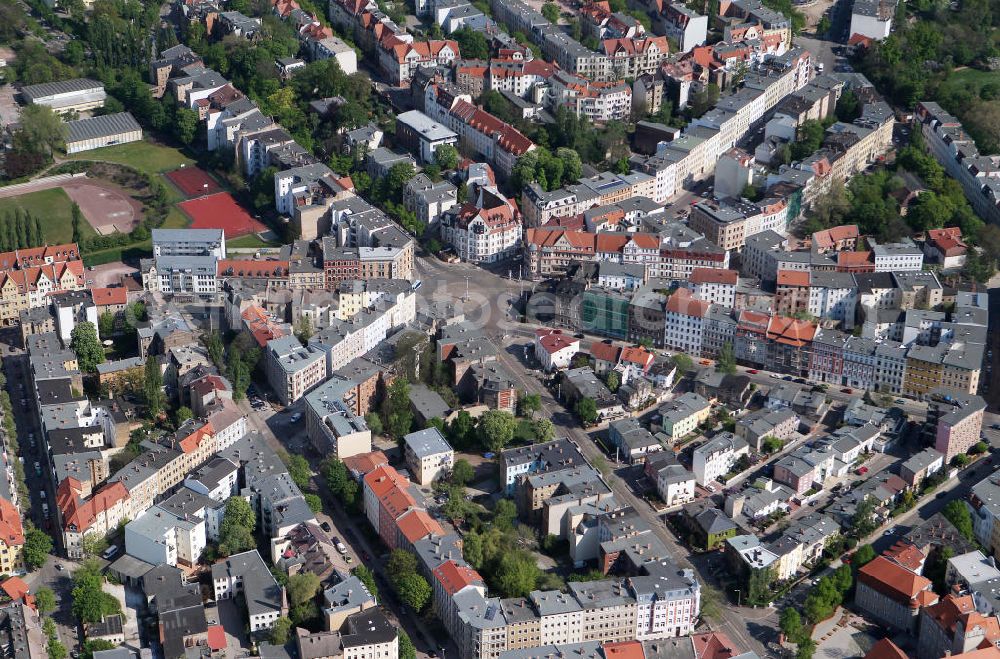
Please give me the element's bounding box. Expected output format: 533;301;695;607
21;78;107;114
64;112;143;154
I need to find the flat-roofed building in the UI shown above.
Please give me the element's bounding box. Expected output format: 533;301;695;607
21;78;106;113
65;112;142;154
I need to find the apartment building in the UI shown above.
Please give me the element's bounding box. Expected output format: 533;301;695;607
689;197;788;252
692;433;749;486
404;428;454;485
653;393;711;442
265;335;328;406
0;499;23;575
926;389;986;464
0;244;85;325
664;289;710;356
686;268;738;307
440;187;522;263
212;550;286;632
855;556;937;633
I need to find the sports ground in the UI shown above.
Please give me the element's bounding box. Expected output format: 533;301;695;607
178;192;268;238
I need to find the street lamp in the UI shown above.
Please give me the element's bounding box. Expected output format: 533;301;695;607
734;589;741;607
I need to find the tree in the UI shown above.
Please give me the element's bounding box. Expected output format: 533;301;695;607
448;410;476;449
494;498;518;530
943;500;975;541
13;104;67;159
143;355;165;416
971;441;989;455
478;410;517;453
287;572;321;607
205;332;225;367
352;565;378;598
324;457;359;506
23;527;53;570
396;573;432;612
532;418;555;442
295;315;314;344
399;629;416;659
174;406;193;426
98;311;116;339
849;496;878;538
541;1;559;21
463;530;484;568
518;393;542;418
34;588;56;615
284;453;312;490
796;638;817;659
495;552;540;598
219;496;256;556
365;412;383;436
270;617;294;645
71;562;121;624
853;544;876;567
387;549;419;582
605;371;620;393
70;322;104;373
434;144;459;170
574;398;598;426
80;641;116;659
717;342;737;375
761;436;784;454
48;639;67;659
294;489;320;512
383;378;413;441
451;459;475;487
780;608;803;641
672;353;693;373
173;108;199;145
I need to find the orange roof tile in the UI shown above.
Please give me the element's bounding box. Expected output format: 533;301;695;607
864;639;908;659
433;560;484;596
812;224;859;249
397;509;445;543
590;342;621;363
536;328;579;355
776;270;810;287
178;422;214;454
364;465;411;500
603;642;644;659
766;316;817;347
882;540;926;573
858;556;933;606
90;287;128;307
692;632;738;659
0;498;23;548
1;577;32;608
343;451;389;477
619;346;653;370
667;288;710;318
689;268;738;285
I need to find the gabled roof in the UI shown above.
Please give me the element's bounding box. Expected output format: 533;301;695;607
863;639;907;659
396;508;444;544
857;555;933;606
433;559;484;596
91;287;128;306
689;268;738;285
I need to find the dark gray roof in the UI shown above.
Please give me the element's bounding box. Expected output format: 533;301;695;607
22;78;103;100
66;112;141;143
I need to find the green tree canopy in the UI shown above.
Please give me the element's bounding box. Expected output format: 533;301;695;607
23;527;53;570
574;398;598;426
70;322;105;373
478;410;517;453
287;572;321;607
396;573;432;611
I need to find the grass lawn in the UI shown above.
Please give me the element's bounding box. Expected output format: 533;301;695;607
0;187;97;244
939;68;1000;99
67;141;195;176
227;233;281;249
514;418;536;444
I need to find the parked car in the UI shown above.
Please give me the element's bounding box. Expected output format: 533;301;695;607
320;521;332;533
33;462;41;475
841;388;853;394
748;369;758;374
290;412;302;423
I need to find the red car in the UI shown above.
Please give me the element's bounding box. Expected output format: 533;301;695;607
748;369;759;374
841;388;853;394
856;466;868;475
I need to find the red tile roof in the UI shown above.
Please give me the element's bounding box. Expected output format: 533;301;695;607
882;541;926;573
590;342;621;364
666;288;710;318
536;328;579;355
343;451;389;478
57;478;129;534
692;632;739;659
364;465;411;500
689;268;738;285
397;509;445;544
603;641;645;659
863;639;908;659
619;346;654;370
207;625;227;651
858;556;934;607
776;270;810;287
812;224;859;249
178;422;214;454
0;498;23;548
91;287;128;307
1;577;33;609
766;316;817;347
433;560;484;596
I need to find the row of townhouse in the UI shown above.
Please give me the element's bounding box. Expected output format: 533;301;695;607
144;223;414;299
424;82;536;179
328;0;463;85
725;513;838;584
255;279;414;405
661;285;986;397
351;442;702;659
521;227;730;281
520;47;811;214
742;230;924;284
914;102;1000;226
0;243;84;325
